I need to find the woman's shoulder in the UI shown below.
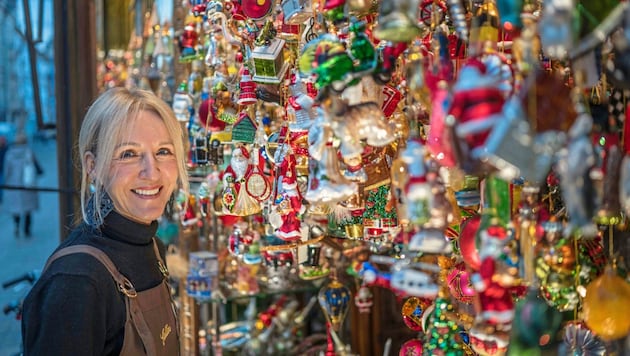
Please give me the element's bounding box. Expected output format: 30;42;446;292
43;227;119;283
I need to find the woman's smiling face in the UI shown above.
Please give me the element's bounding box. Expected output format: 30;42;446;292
106;110;179;224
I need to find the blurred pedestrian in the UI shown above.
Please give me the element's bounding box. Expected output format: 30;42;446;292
0;135;7;203
3;133;41;237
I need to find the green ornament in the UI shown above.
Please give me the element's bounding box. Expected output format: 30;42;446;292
509;289;563;352
423;296;464;356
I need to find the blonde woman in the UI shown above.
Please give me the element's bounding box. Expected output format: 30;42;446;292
22;88;188;355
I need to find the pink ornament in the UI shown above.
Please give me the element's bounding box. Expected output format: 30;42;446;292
426;81;457;167
399;339;423;356
447;264;476;304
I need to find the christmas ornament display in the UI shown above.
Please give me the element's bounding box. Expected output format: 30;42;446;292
109;0;630;353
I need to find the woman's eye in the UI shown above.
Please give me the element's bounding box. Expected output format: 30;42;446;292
118;150;139;160
157;148;174;157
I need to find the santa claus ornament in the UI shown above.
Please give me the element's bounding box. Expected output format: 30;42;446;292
179;22;200;62
221;146;263;216
470;224;519;356
269;143;306;241
449;57;507;175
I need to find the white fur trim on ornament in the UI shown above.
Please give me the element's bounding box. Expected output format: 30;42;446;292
480;309;515;324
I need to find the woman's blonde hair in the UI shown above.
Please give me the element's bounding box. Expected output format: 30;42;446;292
78;87;189;226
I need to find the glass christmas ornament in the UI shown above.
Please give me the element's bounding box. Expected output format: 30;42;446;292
400;140;431;226
468;0;500;55
595;145;623;225
481;96;565;184
620;154;630;217
426;80;457;168
334;99;395;152
495;0;523;32
237;65;258;106
509;288;563;349
557;112;599;239
401;297;429;332
281;0;313;25
372;0;421;43
354;285;373;313
449;58;506;175
221;146;264;216
241;0;273;19
447;263;475;304
470;221;521;355
305;119;358;204
286;71;316;132
179;22;201;62
423;295;465;356
562;321;607;356
347;18;377;73
399;339;423;356
172;82;194;123
583;265;630;341
404;43;430;109
193;135;209;166
299;240;329;280
391;265;439;299
538;0;578;60
447;0;469;42
605;12;630;90
318;279;351;332
459;214;482;271
252;38;290;84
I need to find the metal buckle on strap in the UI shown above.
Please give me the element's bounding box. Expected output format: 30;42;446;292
119;279;138;298
157;260;169;278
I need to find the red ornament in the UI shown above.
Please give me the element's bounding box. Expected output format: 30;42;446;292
241;0;272;20
459;215;481;270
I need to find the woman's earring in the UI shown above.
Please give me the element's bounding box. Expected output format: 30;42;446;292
86;189;114;227
165;194;176;217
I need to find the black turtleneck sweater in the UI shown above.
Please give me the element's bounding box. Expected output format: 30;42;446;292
21;212;168;356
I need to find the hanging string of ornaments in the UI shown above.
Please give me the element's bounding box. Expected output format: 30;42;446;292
164;0;630;354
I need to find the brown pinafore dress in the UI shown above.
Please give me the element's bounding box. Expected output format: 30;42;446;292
43;239;180;356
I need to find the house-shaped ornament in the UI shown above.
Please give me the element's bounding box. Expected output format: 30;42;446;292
232;112;258;143
252;38;290;84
